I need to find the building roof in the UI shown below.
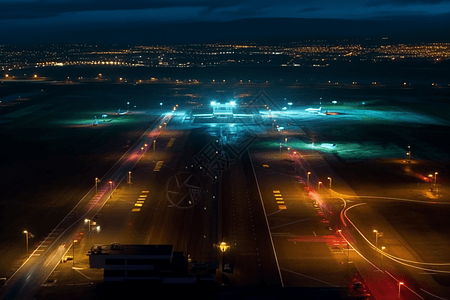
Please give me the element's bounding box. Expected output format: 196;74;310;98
88;243;173;256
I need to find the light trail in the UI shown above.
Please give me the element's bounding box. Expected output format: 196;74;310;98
344;203;450;268
339;231;424;300
420;288;450;300
384;271;424;299
331;190;450;205
339;197;347;227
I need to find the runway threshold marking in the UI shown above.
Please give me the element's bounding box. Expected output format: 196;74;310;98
153;161;164;171
274;190;286;209
166;138;176;148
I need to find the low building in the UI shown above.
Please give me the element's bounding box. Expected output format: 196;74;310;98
87;243;215;284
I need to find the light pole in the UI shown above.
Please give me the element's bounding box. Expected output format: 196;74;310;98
127;102;130;112
373;230;378;248
128;171;132;186
279;143;282;154
141;147;144;153
398;282;404;298
285;137;288;145
73;239;77;267
109;180;113;197
327;177;332;190
307;172;311;187
95;178;100;193
153;140;156;154
24;230;29;254
160;102;163;113
85;219;91;235
406;145;411;162
318;181;322;190
435;172;439;196
381;246;386;268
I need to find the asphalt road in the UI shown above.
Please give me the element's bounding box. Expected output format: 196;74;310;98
220;151;282;287
248;143;350;289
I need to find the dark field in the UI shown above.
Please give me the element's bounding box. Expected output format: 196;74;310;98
1;64;450;285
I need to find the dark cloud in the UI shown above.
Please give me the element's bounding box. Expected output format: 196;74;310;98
297;7;322;13
365;0;450;7
0;0;242;20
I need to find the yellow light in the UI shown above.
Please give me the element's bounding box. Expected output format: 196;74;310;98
219;242;229;252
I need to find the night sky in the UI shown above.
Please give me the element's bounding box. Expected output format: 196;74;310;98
1;0;450;44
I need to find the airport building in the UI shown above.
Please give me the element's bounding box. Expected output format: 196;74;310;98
87;243;216;284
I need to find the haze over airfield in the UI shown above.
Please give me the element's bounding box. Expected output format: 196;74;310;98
1;0;450;44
